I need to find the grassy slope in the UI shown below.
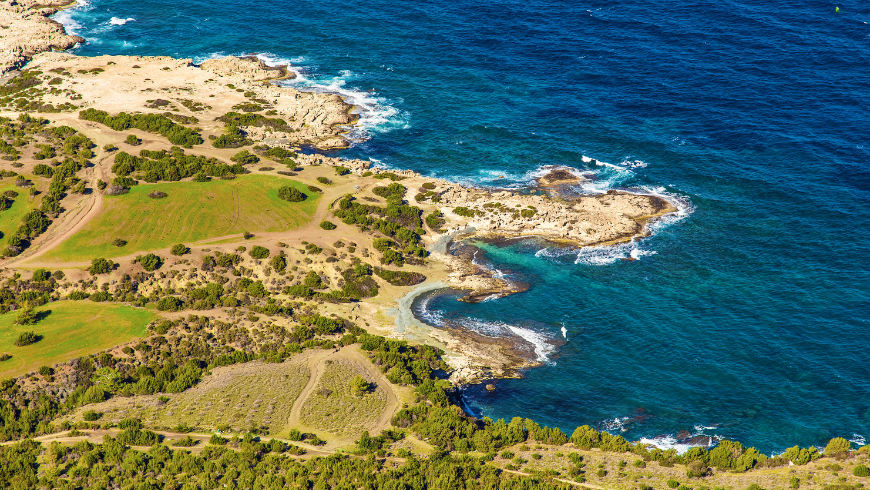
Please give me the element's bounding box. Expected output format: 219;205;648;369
81;360;310;433
0;178;42;239
0;301;155;378
43;175;319;261
299;359;387;436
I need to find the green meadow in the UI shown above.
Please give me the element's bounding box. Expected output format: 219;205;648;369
0;301;156;378
43;175;319;261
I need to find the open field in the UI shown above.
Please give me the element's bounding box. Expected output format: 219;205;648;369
65;358;311;434
299;358;388;437
0;179;41;239
41;175;319;261
0;301;155;378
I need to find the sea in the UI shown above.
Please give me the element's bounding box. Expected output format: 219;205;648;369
52;0;870;454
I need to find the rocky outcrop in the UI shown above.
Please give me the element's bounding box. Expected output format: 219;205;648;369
0;0;84;74
200;55;290;82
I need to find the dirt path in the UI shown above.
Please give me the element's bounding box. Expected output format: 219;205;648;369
1;124;111;269
284;345;401;441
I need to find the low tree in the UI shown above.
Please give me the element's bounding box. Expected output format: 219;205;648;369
350;375;371;396
14;304;37;325
138;253;162;271
824;437;852;459
170;243;190;256
249;245;270;259
13;331;40;346
89;257;116;275
278;186;306;202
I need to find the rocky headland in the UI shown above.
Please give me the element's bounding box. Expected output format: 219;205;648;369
0;0;680;386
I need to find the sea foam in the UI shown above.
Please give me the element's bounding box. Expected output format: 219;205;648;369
109;17;136;25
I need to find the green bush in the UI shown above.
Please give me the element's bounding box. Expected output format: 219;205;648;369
138;253;162;271
82;410;101;421
825;437;852;458
319;220;337;230
317;176;331;185
350;375;371;396
88;257;115;275
13;331;40;346
125;134;141;146
170;243;189;256
854;465;870;477
67;291;90;300
231;150;259;165
156;296;183;312
277;186;306;202
31;268;50;282
209;434;228;445
667;480;680;489
80;109;204;148
249;246;270;259
173;435;197;447
334;166;350;175
303;271;323;289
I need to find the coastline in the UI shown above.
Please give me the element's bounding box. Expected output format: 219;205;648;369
0;0;683;388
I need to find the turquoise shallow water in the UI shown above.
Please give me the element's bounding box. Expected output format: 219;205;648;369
54;0;870;453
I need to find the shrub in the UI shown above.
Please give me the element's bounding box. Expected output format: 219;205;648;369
89;258;115;275
80;385;107;404
67;291;90;300
249;246;270;259
32;268;50;281
667;480;680;489
278;186;306;202
170;243;189;256
148;190;168;199
596;469;606;477
209;434;228;445
138;253;162;271
112;238;127;247
156;296;183;312
307;185;322;193
334;166;350;175
14;305;37;325
173;436;197;447
422;182;436;190
317;176;331;185
319;220;336;230
82;410;101;421
854;465;870;477
825;437;852;458
303;271;324;289
350;375;371;396
125;134;141;146
231;149;259;165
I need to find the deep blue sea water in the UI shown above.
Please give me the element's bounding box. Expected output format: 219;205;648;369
53;0;870;454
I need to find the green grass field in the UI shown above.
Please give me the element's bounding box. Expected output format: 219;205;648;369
43;175;319;261
0;301;156;378
0;178;42;240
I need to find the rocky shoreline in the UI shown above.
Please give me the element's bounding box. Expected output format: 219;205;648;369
0;0;683;387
